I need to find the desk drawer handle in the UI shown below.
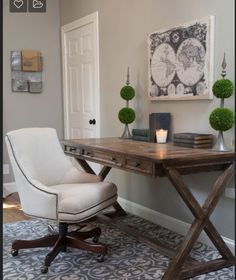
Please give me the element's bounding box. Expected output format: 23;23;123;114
111;157;116;161
85;151;92;156
70;147;76;152
135;162;141;167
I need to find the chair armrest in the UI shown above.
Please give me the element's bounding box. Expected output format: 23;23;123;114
19;179;60;220
30;179;60;195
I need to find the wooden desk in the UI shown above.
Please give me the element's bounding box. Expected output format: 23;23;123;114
61;138;235;280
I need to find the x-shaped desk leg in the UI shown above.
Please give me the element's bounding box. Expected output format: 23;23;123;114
162;163;235;280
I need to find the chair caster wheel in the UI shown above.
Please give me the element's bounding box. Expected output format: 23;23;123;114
40;266;48;274
93;236;99;243
11;249;18;257
97;254;105;262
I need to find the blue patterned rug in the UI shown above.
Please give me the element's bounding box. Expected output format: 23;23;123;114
3;214;235;279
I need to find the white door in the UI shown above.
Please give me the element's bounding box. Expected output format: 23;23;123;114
61;12;100;140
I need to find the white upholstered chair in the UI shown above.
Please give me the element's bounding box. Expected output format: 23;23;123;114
5;127;117;273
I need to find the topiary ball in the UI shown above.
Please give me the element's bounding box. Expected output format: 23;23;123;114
120;85;135;100
209;108;234;131
212;79;234;99
118;107;136;124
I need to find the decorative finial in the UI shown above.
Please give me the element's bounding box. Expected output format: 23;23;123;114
221;52;227;78
126;67;130;85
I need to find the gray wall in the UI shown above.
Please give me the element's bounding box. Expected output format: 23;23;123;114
3;0;63;182
60;0;235;239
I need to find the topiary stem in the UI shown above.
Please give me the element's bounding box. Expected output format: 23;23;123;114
220;98;224;108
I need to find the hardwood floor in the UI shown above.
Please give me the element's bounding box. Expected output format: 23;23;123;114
3;192;30;223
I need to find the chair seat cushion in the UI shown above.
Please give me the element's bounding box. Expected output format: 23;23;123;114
50;182;117;222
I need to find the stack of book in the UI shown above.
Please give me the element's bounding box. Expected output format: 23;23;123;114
173;133;214;149
132;129;150;142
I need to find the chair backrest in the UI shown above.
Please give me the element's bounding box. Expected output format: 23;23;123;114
6;127;75;186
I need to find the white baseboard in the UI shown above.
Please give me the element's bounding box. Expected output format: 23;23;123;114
3;182;17;198
118;197;235;254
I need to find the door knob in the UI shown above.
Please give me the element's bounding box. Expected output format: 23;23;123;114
89;119;96;125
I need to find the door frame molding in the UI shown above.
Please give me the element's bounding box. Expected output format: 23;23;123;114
61;11;100;139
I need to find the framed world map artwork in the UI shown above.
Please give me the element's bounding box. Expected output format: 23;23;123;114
148;16;214;101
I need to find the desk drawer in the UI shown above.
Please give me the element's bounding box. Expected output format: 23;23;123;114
64;145;81;156
124;158;153;175
82;149;123;167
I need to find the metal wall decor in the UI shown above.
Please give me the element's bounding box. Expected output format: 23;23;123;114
148;16;214;101
11;50;43;93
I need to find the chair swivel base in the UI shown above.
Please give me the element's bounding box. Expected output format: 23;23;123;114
11;222;107;274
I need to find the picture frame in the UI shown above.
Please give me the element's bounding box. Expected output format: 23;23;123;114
148;16;214;101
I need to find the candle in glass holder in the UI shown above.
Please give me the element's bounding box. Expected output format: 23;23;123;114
156;129;168;143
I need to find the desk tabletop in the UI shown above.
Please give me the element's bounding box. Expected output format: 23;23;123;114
62;137;234;165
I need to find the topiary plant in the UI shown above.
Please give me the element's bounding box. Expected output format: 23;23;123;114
118;107;136;124
120;85;135;100
209;53;235;151
118;68;136;138
212;79;234;99
209;108;234;131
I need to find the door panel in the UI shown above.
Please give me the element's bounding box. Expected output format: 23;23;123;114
69;66;80;113
82;63;93;114
71;127;81;139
